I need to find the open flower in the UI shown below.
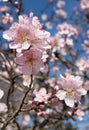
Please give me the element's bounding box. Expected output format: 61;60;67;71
56;74;87;107
57;22;78;37
76;57;89;73
34;88;51;103
16;47;44;75
3;13;51;52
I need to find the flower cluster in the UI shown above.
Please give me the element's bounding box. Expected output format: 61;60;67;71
55;74;87;107
33;88;51;103
3;12;51;75
57;22;78;37
50;22;78;55
76;57;89;73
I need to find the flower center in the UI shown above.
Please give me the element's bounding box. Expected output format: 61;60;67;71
16;27;29;44
21;35;29;43
66;88;75;98
25;55;36;65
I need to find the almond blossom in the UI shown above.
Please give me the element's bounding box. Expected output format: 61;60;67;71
55;9;67;19
0;5;9;12
56;74;87;107
83;80;89;91
41;14;47;21
2;13;13;24
75;109;85;120
51;34;74;55
76;57;89;73
57;1;65;8
33;88;51;103
22;115;31;126
80;0;89;13
16;47;44;75
57;22;78;37
3;13;51;52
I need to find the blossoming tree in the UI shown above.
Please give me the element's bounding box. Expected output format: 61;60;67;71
0;0;89;130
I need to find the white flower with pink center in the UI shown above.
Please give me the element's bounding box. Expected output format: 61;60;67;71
16;48;44;75
56;74;87;107
3;13;51;52
34;88;51;103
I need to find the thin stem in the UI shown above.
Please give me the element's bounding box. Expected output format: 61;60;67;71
1;75;33;130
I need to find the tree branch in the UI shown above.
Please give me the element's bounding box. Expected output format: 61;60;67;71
1;75;33;129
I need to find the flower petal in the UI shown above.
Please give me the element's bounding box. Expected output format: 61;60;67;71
65;97;75;107
22;41;30;50
78;88;87;95
22;63;32;75
56;90;66;100
3;32;12;41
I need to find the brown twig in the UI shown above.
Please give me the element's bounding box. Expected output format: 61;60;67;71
1;75;33;129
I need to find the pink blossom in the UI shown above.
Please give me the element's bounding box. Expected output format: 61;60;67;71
80;0;89;13
83;80;89;90
45;22;52;29
40;65;49;73
76;57;89;72
55;9;67;19
56;74;87;107
51;97;59;106
34;88;51;103
57;1;65;8
41;14;47;21
75;109;85;120
16;47;44;75
2;13;13;24
45;77;56;87
0;6;9;12
3;13;51;52
52;66;59;73
22;115;30;126
52;34;73;55
57;22;78;37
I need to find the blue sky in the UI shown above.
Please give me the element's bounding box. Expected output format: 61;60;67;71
23;0;48;15
22;0;80;35
22;0;79;16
